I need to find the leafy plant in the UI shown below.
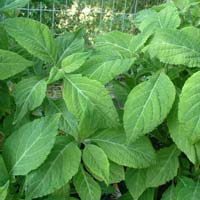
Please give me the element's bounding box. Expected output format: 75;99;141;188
1;1;200;200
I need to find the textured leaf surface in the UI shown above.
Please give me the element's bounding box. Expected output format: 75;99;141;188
146;27;200;68
138;2;180;32
126;169;146;200
62;52;88;73
0;49;33;80
178;71;200;143
83;144;109;184
73;166;101;200
126;146;180;199
45;99;78;138
109;162;125;184
56;31;84;64
14;77;47;124
81;55;135;84
91;129;156;168
63;74;119;129
0;0;30;11
168;98;200;164
25;137;81;199
4;18;57;63
124;72;175;142
161;177;200;200
3;115;60;175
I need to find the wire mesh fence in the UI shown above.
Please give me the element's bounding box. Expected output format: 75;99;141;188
3;0;166;36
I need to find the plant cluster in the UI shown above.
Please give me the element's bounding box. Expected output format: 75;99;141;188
1;0;200;200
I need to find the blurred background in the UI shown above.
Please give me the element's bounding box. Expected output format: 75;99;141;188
16;0;165;38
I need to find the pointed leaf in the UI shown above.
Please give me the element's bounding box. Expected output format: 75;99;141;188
63;74;119;129
4;18;57;63
73;166;101;200
14;77;47;124
124;72;175;143
83;144;109;184
25;137;81;199
0;49;33;80
3;115;60;175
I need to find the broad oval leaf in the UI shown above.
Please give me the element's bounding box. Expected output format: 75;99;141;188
14;77;47;124
63;74;119;129
83;144;109;184
178;71;200;143
4;18;57;63
91;129;156;168
3;114;60;175
73;166;101;200
0;49;33;80
146;27;200;68
124;72;175;143
25;137;81;199
0;0;30;11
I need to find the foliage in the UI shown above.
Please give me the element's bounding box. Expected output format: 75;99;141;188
1;0;200;200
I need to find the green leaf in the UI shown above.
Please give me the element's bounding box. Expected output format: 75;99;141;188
4;18;57;63
109;162;125;184
0;25;8;49
126;145;180;200
14;77;47;124
73;166;101;200
56;31;84;65
63;74;119;129
124;72;175;143
91;129;156;168
126;169;146;200
0;82;10;116
161;177;200;200
25;137;81;199
83;144;110;184
62;52;89;73
0;49;33;80
145;27;200;68
80;55;135;85
138;2;180;32
46;184;70;200
0;156;9;186
45;99;78;138
47;66;65;84
178;71;200;143
3;114;60;175
0;181;9;200
139;189;155;200
0;0;30;11
168;97;200;164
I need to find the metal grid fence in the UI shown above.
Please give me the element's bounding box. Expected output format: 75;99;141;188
9;0;166;35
